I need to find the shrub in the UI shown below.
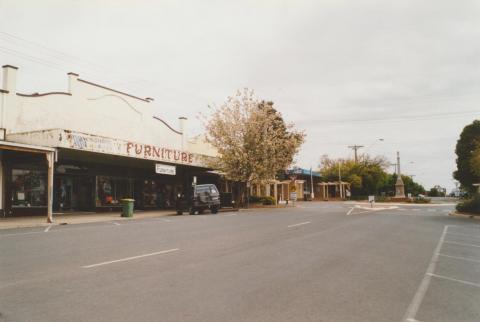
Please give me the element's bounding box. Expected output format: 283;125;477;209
412;196;431;204
261;196;276;205
406;196;431;203
248;196;263;203
375;196;390;202
350;195;368;201
456;195;480;214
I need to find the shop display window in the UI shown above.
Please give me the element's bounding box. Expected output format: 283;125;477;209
142;180;159;207
97;176;132;206
11;169;47;207
140;180;182;208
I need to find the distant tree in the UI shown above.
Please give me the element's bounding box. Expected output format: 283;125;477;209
428;185;446;197
453;120;480;193
319;154;389;196
202;88;305;205
428;187;442;197
319;154;427;198
401;175;426;196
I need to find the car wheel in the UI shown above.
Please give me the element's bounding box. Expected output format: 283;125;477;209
189;207;196;215
211;206;218;214
176;210;183;215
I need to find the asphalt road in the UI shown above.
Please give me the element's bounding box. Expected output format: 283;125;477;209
1;201;479;322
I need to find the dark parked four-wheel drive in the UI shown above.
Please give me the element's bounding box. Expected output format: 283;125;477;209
176;184;221;215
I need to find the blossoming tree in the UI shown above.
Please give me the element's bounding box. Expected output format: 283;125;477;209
202;88;305;206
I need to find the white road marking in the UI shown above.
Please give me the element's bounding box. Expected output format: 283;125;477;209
402;225;449;322
413;209;421;212
113;222;121;226
445;241;480;248
0;231;44;237
44;225;52;232
288;221;311;228
223;213;238;216
406;319;423;322
437;253;480;263
83;248;179;268
447;232;480;240
427;273;480;288
353;210;377;215
346;207;355;216
162;219;173;222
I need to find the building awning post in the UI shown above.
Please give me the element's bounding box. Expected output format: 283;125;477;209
46;151;55;223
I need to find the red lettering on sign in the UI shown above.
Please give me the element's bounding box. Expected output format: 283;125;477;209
127;142;133;154
135;144;142;154
125;142;193;164
144;145;152;157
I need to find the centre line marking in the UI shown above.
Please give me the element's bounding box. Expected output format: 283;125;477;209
346;207;355;216
44;225;52;232
162;219;172;222
113;222;121;226
82;248;179;268
288;221;311;228
427;273;480;288
445;241;480;248
402;225;449;322
437;253;480;263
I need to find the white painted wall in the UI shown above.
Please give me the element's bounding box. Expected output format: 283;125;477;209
0;65;217;158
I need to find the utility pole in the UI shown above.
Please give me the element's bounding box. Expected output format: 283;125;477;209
348;145;364;163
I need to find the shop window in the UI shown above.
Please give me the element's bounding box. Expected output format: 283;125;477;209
142;180;160;207
97;176;132;206
11;169;47;207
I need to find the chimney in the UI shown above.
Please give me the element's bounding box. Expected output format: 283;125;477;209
2;65;18;93
67;72;79;94
179;117;188;150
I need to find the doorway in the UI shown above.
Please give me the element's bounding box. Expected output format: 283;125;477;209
54;175;94;211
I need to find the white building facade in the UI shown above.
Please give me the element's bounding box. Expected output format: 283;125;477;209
0;64;217;220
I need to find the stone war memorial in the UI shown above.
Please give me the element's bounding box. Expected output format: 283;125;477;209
394;151;406;199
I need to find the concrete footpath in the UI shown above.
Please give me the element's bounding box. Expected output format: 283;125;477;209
0;210;176;230
0;207;241;230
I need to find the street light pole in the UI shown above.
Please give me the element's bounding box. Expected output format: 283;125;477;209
338;162;342;199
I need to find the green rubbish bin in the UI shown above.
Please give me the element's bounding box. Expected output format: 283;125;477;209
120;199;135;217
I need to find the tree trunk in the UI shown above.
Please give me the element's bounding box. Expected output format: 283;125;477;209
234;182;245;208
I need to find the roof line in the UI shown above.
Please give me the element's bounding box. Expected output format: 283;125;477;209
152;116;182;135
16;92;71;97
78;78;150;102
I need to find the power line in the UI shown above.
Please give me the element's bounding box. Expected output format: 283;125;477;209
0;31;153;86
0;32;158;97
302;110;479;128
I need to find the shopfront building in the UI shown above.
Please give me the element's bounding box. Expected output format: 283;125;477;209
0;64;218;220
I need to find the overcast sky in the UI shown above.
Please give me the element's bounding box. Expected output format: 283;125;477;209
1;0;479;191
